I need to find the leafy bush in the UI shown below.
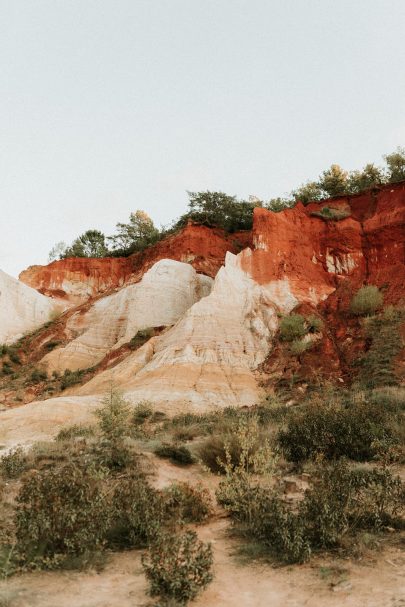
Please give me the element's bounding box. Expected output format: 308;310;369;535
15;464;111;566
0;447;27;479
142;530;213;605
163;482;213;524
290;339;313;356
129;329;154;350
111;475;164;548
218;460;404;564
310;206;351;220
358;307;404;387
279;314;307;342
198;434;243;474
154;444;194;466
94;388;132;469
132;401;154;424
55;424;95;441
60;368;86;390
8;350;21;365
350;285;383;316
384;147;405;183
277;401;394;462
30;368;47;383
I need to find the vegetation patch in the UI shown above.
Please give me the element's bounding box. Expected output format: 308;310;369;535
350;285;383;316
310;206;351;221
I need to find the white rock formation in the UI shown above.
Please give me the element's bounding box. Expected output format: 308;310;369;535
41;259;213;373
78;252;298;408
0;269;62;344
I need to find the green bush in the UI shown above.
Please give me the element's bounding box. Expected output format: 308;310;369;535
94;388;132;469
111;475;164;548
278;401;394;463
358;307;404;387
60;368;86;390
30;368;47;383
2;363;13;376
310;206;351;221
198;434;244;474
290;339;312;356
154;444;195;466
306;315;324;333
132;401;154;424
350;285;383;316
15;463;111;566
142;530;213;605
163;482;213;524
0;447;27;479
55;424;95;441
279;314;307;342
128;329;154;350
217;460;404;564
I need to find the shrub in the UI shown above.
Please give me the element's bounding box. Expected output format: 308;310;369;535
358;307;404;387
60;368;85;390
163;482;212;524
8;350;21;365
384;147;405;183
129;329;154;350
277;401;394;462
350;285;383;316
30;368;47;383
218;459;404;564
279;314;306;342
94;388;132;469
44;340;61;351
55;424;95;441
306;315;324;333
132;401;154;424
154;444;194;466
142;530;213;605
111;476;164;548
15;464;111;566
290;339;313;356
0;447;27;479
2;363;13;376
311;207;351;221
198;434;243;474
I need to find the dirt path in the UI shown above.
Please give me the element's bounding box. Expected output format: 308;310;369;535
1;517;404;607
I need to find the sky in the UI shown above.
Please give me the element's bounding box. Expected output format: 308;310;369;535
1;0;405;277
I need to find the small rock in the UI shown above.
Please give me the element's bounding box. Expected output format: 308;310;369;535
332;580;352;592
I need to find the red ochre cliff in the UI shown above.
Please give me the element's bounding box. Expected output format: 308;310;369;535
240;180;405;306
20;181;404;308
19;224;252;304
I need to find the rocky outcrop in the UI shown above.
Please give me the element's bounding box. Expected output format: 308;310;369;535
40;259;213;373
19;257;134;306
19;224;252;305
0;270;63;345
77;252;296;407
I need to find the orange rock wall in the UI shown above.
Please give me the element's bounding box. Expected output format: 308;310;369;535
20;224;252;304
240;181;405;305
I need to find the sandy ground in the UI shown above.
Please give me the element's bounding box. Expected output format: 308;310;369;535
0;518;404;607
1;458;404;607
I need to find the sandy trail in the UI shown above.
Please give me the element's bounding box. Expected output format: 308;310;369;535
0;517;404;607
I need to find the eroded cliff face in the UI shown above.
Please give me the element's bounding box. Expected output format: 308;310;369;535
0;270;64;345
19;224;252;305
241;182;404;305
1;182;404;445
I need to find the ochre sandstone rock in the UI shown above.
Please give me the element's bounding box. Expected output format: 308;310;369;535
0;270;63;344
40;259;213;373
19;224;252;304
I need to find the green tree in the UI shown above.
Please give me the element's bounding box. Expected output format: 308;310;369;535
319;164;349;197
65;230;109;258
348;163;385;194
175;191;255;232
48;241;68;262
108;210;160;255
265;197;294;212
292;181;323;205
384;147;405;183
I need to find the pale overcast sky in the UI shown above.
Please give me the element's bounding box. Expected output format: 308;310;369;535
1;0;405;276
